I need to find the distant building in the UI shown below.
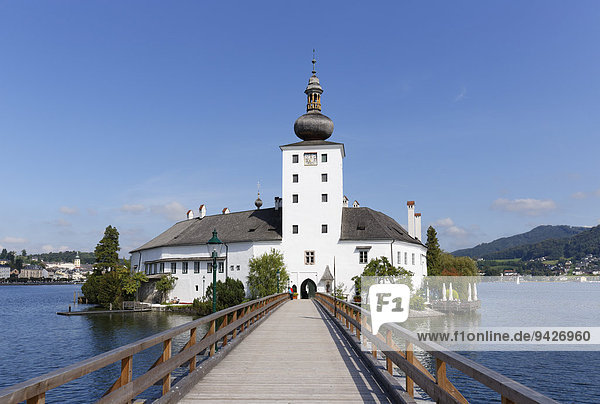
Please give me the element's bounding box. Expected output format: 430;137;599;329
131;61;427;303
74;252;81;269
18;265;48;279
0;265;10;279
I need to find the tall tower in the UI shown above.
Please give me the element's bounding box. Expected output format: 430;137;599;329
280;57;345;289
74;252;81;269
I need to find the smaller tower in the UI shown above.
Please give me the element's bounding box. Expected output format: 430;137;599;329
74;252;81;269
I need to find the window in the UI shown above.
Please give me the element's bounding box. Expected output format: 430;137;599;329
397;252;401;265
171;262;177;274
292;194;298;203
322;153;327;162
182;262;188;274
321;173;328;182
144;263;149;274
236;265;240;271
218;262;224;273
160;262;164;273
404;252;408;265
359;250;368;264
321;193;328;202
412;253;415;265
292;225;298;234
292;154;299;163
194;261;200;273
195;285;199;292
207;263;212;273
304;251;315;265
153;263;157;274
230;265;234;273
292;174;298;183
322;224;328;233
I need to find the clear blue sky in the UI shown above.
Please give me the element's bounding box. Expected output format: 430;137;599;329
1;1;599;255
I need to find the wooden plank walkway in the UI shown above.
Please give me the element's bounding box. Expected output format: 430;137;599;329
179;299;392;403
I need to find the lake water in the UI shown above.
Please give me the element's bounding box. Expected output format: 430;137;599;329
403;280;600;403
1;283;599;403
0;284;196;403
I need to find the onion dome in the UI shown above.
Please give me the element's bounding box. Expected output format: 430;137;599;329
293;56;334;141
255;191;263;209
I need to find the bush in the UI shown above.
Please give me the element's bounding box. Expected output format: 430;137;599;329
410;295;426;311
205;278;245;312
192;298;213;316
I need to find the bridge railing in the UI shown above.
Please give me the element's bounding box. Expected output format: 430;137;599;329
0;293;288;404
315;292;558;404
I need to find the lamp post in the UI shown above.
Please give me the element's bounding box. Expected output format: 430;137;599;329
202;275;206;299
207;229;223;313
276;268;280;294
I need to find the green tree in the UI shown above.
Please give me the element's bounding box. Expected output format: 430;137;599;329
156;274;177;303
426;226;442;276
205;278;246;311
93;225;120;274
247;249;289;298
21;249;27;257
352;256;413;296
0;249;7;259
439;253;478;276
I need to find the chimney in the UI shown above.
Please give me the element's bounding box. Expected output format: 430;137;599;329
222;207;230;215
343;195;348;208
274;197;282;210
187;210;194;220
353;200;360;208
414;213;422;241
407;201;415;238
199;204;206;219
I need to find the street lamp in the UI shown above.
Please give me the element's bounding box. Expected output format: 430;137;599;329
206;229;224;313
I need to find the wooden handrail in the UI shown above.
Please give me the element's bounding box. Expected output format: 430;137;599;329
315;292;558;404
0;293;288;404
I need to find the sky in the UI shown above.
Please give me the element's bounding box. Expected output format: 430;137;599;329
1;1;599;255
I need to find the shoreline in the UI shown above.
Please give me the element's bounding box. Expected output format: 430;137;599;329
0;282;84;286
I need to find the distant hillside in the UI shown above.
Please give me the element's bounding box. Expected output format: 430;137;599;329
452;225;587;258
482;225;600;261
30;251;95;265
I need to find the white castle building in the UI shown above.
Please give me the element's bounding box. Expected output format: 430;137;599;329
130;61;427;303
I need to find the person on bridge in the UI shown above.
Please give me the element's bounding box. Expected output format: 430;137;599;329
288;286;293;300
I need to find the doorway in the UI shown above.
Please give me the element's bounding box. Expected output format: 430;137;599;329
300;278;317;299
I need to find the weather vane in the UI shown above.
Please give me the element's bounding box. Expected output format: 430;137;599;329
312;48;316;74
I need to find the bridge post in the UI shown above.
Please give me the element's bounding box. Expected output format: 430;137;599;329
162;338;172;395
189;328;197;372
385;330;393;375
406;342;414;397
232;311;238;339
222;315;229;347
26;393;45;404
209;320;216;356
355;310;361;340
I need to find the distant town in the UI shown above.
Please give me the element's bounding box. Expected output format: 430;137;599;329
0;249;96;282
478;254;600;277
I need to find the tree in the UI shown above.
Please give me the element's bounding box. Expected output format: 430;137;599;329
439;253;478;276
93;225;120;274
156;274;177;303
247;249;289;298
426;226;442;276
205;278;245;311
352;256;413;296
0;249;7;259
21;249;27;257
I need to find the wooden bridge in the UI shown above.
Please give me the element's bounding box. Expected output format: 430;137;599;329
0;293;559;404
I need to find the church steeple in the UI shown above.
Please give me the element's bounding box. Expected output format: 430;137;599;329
293;54;334;141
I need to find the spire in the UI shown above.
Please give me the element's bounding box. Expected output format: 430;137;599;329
293;53;334;141
254;181;263;209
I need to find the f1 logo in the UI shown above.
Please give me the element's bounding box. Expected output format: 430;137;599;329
368;283;410;335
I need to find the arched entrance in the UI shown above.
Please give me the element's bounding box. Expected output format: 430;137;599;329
300;279;317;299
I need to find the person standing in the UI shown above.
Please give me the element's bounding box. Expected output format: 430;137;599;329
288;286;293;300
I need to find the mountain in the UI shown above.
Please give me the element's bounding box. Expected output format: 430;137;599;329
482;225;600;261
452;225;587;258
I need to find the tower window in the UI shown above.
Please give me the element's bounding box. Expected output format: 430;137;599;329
292;194;298;203
292;154;299;163
194;261;200;273
359;250;369;264
304;251;315;265
321;173;328;182
322;224;328;233
219;262;224;273
321;194;328;202
292;174;298;183
182;262;188;274
322;154;328;163
292;225;298;234
236;265;240;271
171;262;177;274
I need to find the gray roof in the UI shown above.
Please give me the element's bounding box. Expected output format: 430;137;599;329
132;206;423;253
340;207;423;245
131;208;282;253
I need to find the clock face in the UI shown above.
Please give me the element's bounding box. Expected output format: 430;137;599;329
304;153;318;166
